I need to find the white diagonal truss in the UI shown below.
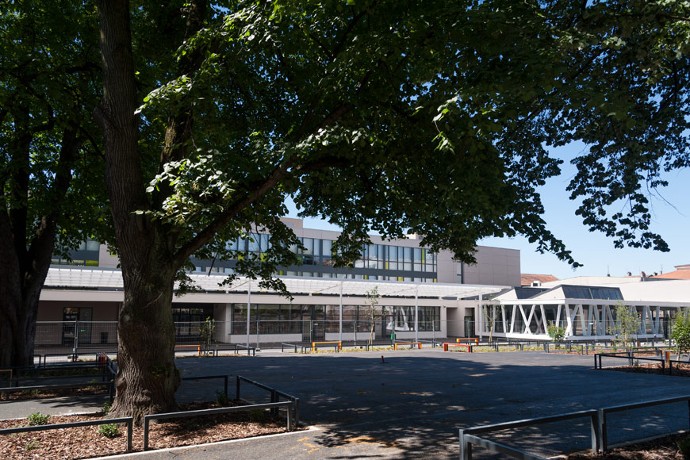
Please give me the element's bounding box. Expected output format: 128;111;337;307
481;299;689;341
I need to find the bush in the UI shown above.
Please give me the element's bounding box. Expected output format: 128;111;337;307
216;391;230;407
98;423;120;438
546;322;565;342
677;435;690;459
27;412;49;426
672;310;690;360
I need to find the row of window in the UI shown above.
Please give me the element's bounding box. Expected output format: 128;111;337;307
59;236;440;281
226;234;437;273
229;303;441;333
196;265;437;282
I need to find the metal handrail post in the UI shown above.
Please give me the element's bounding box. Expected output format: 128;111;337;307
459;428;471;460
592;409;602;453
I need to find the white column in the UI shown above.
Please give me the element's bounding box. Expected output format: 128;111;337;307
339;281;343;342
246;280;251;349
477;295;483;340
414;286;419;342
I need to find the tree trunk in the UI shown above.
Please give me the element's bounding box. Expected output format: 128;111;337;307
97;0;181;422
0;214;50;368
0;214;20;367
110;261;179;422
0;269;52;368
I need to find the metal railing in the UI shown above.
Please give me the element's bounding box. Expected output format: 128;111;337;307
593;351;685;375
0;417;133;452
236;375;300;426
142;401;294;450
459;395;690;459
281;343;308;353
181;374;229;399
1;355;117;401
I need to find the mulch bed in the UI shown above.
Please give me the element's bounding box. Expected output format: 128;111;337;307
0;402;292;459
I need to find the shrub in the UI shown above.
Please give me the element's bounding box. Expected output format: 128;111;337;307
248;408;270;423
25;440;40;451
102;401;112;415
546;322;565;342
216;391;230;407
27;412;49;426
98;423;120;438
672;310;690;360
677;435;690;459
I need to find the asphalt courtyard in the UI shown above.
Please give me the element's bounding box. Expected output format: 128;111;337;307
5;349;690;459
172;349;690;459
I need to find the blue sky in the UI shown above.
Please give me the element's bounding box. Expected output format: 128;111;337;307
287;143;690;280
480;143;690;279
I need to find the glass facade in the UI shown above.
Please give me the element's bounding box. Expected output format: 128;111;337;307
198;232;438;282
229;303;441;337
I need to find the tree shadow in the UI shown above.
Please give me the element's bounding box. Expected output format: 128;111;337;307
176;352;690;459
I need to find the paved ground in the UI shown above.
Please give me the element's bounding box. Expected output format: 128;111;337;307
3;349;690;459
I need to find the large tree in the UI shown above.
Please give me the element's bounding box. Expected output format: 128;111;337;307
0;0;104;368
95;0;689;421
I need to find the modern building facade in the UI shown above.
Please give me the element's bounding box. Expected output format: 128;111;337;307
39;219;519;349
479;276;690;342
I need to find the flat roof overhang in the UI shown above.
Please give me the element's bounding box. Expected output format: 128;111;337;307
44;267;508;300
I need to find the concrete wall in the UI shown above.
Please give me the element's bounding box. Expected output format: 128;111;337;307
436;246;520;287
462;246;520;287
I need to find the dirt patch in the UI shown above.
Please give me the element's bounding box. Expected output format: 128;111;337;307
0;404;295;459
565;432;689;459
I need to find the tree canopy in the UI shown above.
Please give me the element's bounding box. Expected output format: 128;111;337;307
0;0;105;367
94;0;689;419
123;0;690;271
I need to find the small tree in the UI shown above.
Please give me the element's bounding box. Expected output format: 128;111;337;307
365;288;381;347
482;304;500;343
671;310;690;361
199;317;216;355
547;322;566;348
613;304;641;353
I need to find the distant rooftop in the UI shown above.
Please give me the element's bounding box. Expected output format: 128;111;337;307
521;273;558;286
650;264;690;280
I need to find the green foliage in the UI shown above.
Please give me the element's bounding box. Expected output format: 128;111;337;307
547;323;566;342
199;316;216;353
677;435;690;459
613;304;641;352
102;401;112;415
0;0;109;369
247;408;271;423
94;0;690;418
216;391;230;407
27;412;49;426
671;310;690;359
25;440;41;451
98;423;120;439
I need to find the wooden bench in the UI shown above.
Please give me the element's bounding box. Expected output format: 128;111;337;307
393;341;422;350
174;344;202;356
311;341;342;352
456;337;479;345
443;342;472;352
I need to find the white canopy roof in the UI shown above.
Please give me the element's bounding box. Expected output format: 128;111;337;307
46;267;508;300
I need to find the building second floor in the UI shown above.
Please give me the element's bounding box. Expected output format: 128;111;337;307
53;218;521;287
